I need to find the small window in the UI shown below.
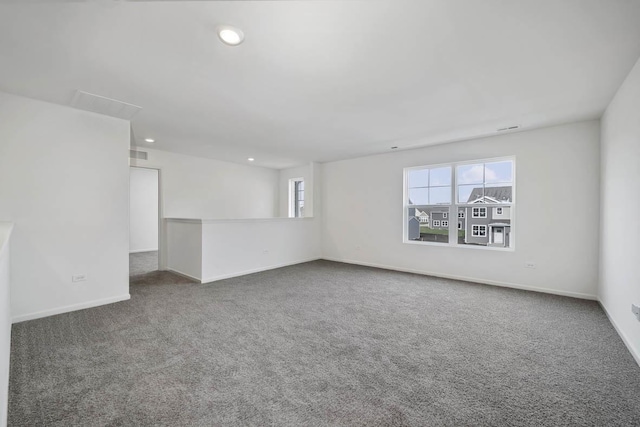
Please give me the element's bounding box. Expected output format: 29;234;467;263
433;220;440;227
496;207;503;215
472;207;487;218
443;212;448;219
289;179;304;218
472;225;487;237
442;220;449;227
458;221;463;230
458;211;465;218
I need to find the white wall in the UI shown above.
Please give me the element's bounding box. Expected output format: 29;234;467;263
0;92;131;322
130;148;279;220
0;223;12;427
600;56;640;365
129;167;159;253
201;218;321;282
165;218;321;283
322;121;601;299
166;220;202;281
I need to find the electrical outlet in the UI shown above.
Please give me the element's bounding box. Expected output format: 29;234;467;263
524;261;536;269
632;304;640;321
72;274;87;283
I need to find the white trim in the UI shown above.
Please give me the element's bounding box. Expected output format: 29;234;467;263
403;239;514;251
12;294;131;323
598;300;640;367
322;257;597;301
201;257;321;284
129;248;158;254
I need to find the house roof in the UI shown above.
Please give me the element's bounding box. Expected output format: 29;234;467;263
467;186;512;203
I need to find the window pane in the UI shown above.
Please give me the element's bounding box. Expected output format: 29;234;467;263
408;188;429;205
408;169;429;188
429;186;451;204
484;183;513;203
429;167;451;186
456;205;511;248
458;184;483;203
407;206;449;244
485;161;513;184
456;163;484;185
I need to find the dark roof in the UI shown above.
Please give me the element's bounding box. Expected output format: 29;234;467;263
467;186;512;203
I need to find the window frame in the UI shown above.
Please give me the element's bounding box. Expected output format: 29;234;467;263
403;156;515;251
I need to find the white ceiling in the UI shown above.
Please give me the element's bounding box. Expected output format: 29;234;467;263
1;1;639;169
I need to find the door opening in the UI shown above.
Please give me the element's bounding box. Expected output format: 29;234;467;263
494;228;504;245
129;167;160;277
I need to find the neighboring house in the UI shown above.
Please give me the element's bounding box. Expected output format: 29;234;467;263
430;211;449;229
464;186;512;247
407;208;420;240
408;186;511;246
415;208;430;224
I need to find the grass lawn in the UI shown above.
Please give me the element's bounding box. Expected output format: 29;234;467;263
420;226;465;237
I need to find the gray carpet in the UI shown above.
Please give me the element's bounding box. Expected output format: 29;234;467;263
129;251;158;276
9;261;640;426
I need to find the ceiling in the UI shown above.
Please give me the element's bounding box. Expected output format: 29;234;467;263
1;0;640;169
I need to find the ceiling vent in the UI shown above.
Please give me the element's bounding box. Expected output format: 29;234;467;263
497;125;520;132
70;90;142;120
129;150;148;160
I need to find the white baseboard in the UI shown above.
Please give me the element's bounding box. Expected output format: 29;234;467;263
129;248;158;254
598;300;640;367
166;268;201;282
201;257;322;284
322;257;598;301
12;294;131;323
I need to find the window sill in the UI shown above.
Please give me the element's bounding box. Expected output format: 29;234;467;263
403;239;515;252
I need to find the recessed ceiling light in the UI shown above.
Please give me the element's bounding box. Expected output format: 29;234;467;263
144;138;155;143
247;157;255;162
217;26;244;46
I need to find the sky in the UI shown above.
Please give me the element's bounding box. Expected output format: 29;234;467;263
408;161;513;205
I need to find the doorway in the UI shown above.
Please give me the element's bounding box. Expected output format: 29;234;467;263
493;228;504;245
129;167;159;276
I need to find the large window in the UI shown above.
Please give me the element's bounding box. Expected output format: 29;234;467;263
404;157;514;249
289;178;304;218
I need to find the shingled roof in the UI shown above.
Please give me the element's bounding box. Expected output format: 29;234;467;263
467;186;512;203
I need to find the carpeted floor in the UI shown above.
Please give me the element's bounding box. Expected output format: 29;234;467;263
8;261;640;426
129;250;158;276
